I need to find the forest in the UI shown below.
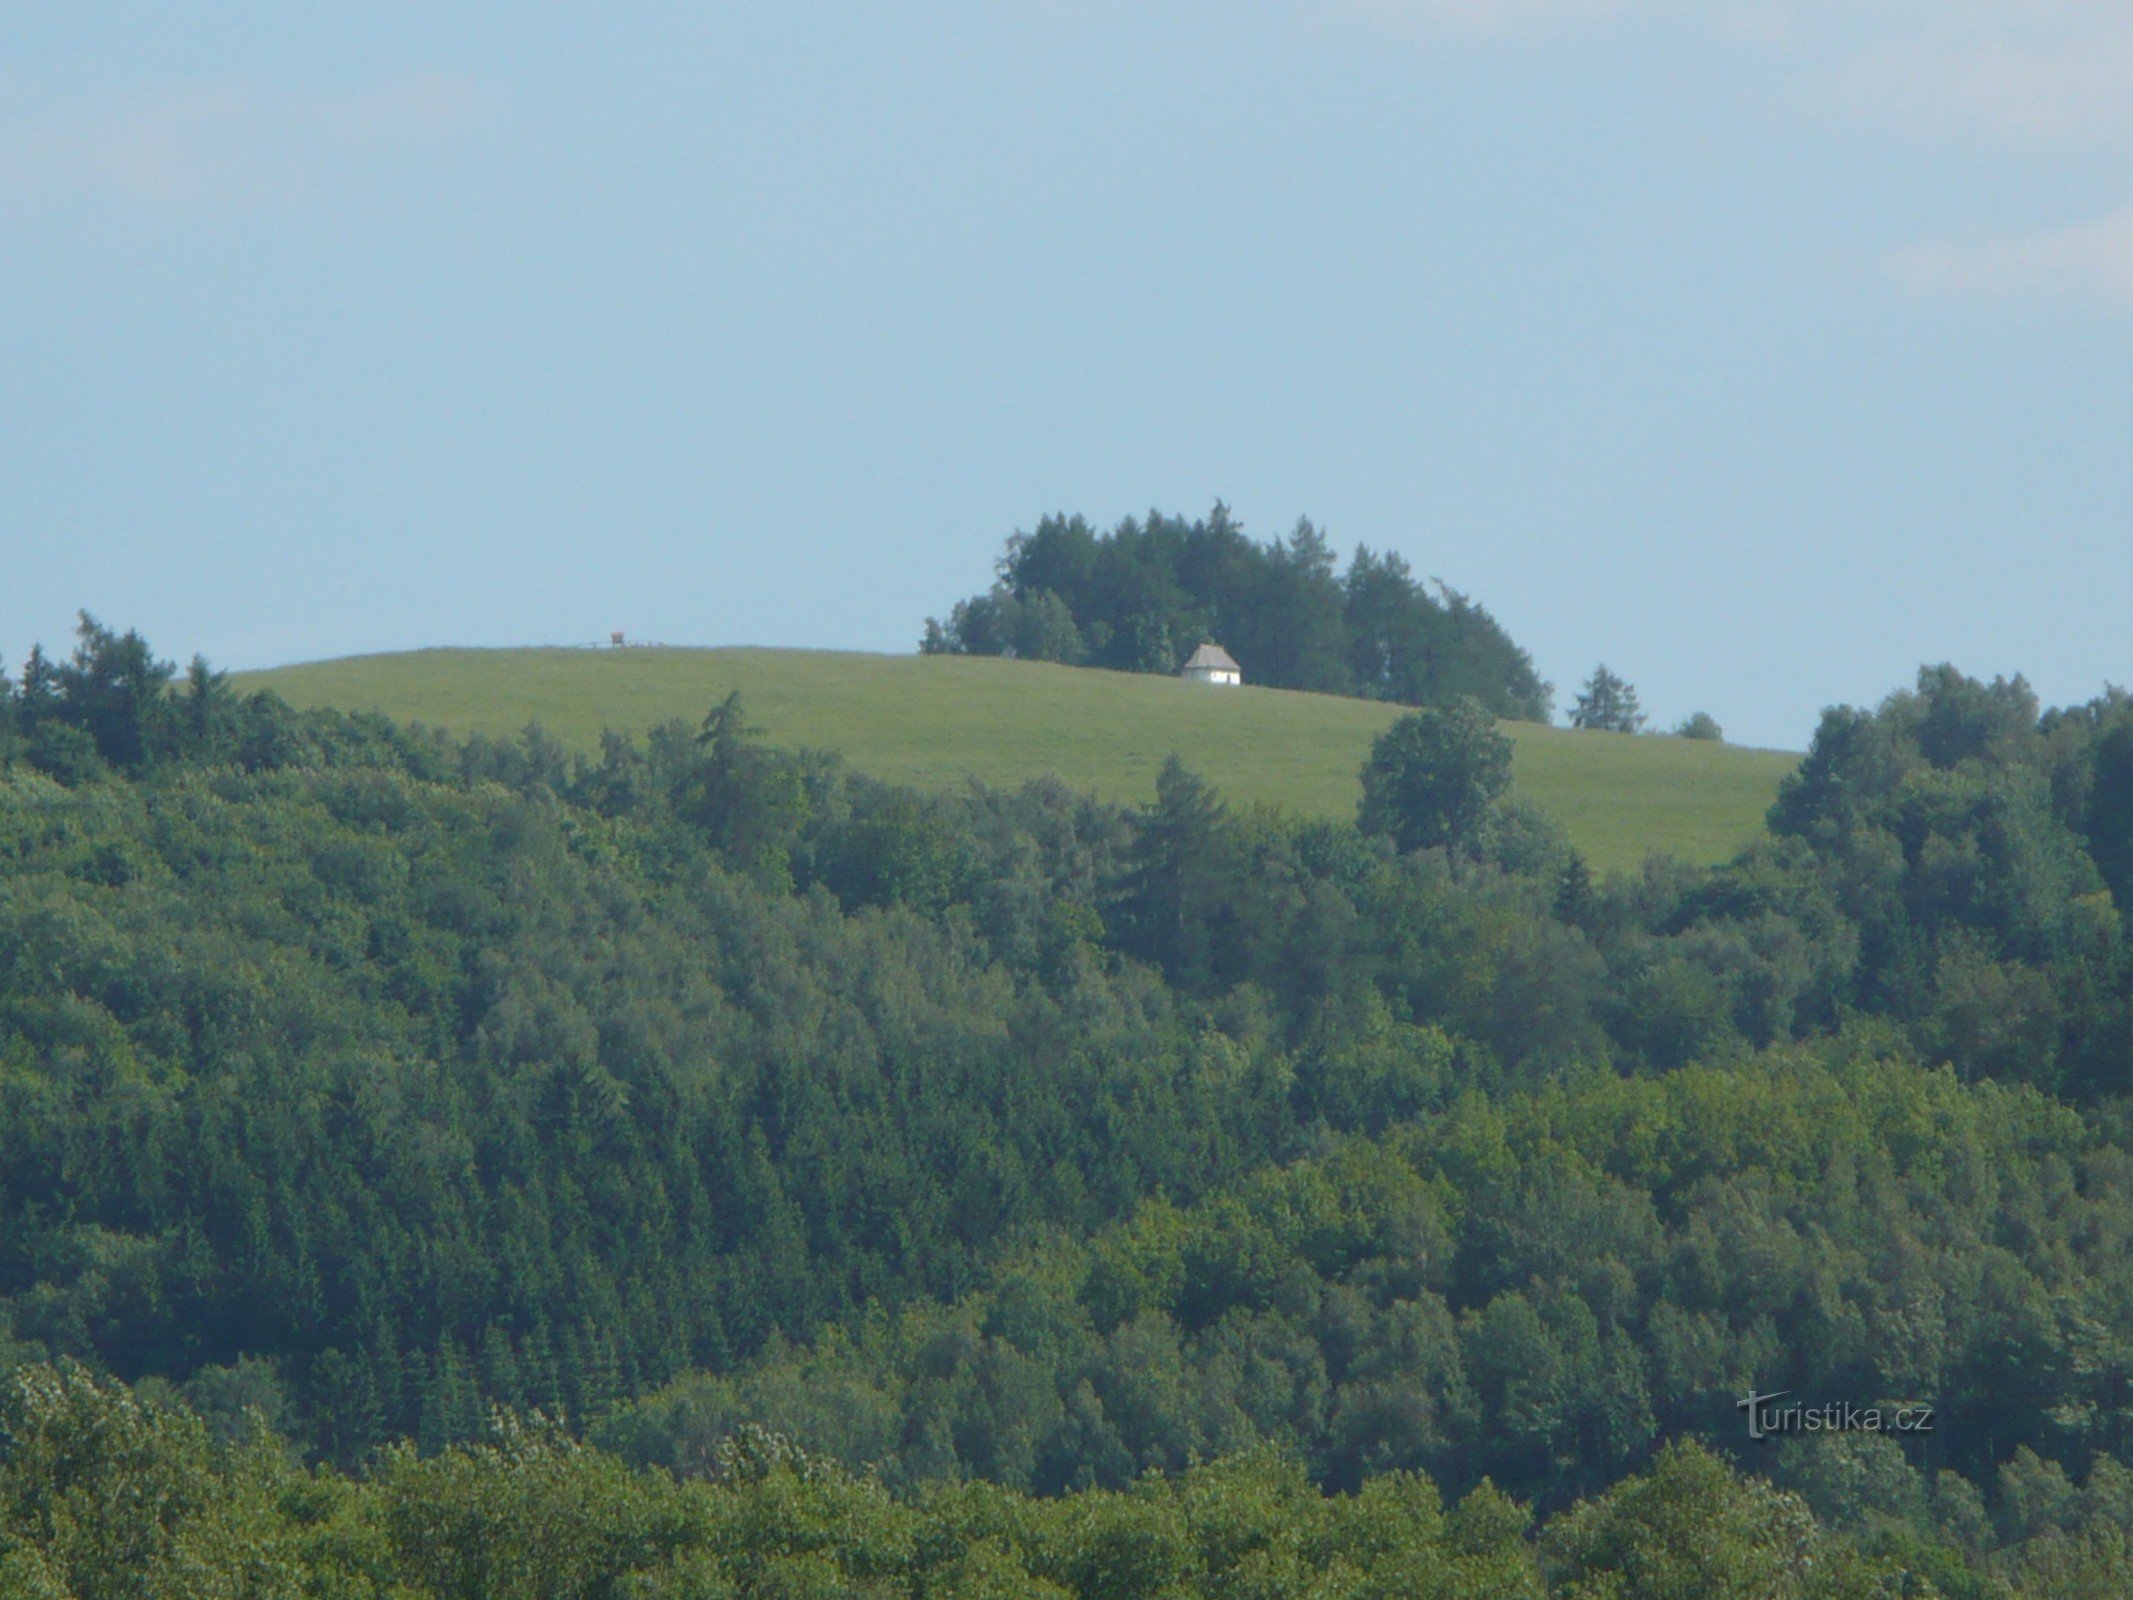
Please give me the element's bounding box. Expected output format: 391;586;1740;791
920;505;1553;721
5;615;2133;1595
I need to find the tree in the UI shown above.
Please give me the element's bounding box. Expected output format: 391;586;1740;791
923;585;1085;664
1116;756;1234;987
53;612;178;768
1901;663;2038;770
2086;718;2133;911
1357;699;1513;854
1674;712;1722;741
0;1362;303;1600
181;655;241;754
1231;518;1351;695
1542;1440;1895;1599
1570;666;1644;733
1344;546;1428;702
1011;590;1084;664
679;692;810;886
16;643;58;722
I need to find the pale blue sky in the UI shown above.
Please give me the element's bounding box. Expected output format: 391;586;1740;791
5;4;2130;749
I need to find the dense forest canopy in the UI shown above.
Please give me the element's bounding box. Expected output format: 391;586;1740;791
921;506;1554;721
6;615;2133;1593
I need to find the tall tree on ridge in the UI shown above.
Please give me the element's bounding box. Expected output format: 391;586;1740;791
1570;665;1644;734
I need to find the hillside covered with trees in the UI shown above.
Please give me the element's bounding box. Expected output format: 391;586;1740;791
6;617;2133;1593
922;505;1553;721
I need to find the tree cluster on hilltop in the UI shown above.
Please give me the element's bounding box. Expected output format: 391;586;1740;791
921;505;1553;721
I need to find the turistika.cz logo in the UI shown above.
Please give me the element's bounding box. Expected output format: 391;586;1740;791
1736;1390;1935;1442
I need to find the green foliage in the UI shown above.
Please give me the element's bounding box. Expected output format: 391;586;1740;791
1765;663;2127;1092
13;632;2133;1475
379;1413;686;1600
0;1361;305;1600
605;1047;2133;1516
1114;758;1237;989
1357;699;1515;854
11;1361;2030;1597
1542;1440;1887;1599
1674;713;1723;742
42;617;178;772
0;687;1382;1459
922;584;1086;665
14;626;2133;1590
682;692;811;886
2075;700;2133;910
0;1364;1560;1599
1570;666;1645;734
925;505;1553;719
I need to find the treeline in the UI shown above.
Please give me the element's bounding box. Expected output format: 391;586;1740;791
9;1360;2129;1599
7;617;2133;1562
921;506;1553;720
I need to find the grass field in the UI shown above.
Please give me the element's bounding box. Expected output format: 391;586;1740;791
239;648;1799;874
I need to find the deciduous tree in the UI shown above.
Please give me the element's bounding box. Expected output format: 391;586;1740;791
1357;699;1514;853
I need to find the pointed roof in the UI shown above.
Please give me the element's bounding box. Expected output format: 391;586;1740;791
1180;642;1240;673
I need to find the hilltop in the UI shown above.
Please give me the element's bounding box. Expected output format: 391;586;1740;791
239;646;1797;872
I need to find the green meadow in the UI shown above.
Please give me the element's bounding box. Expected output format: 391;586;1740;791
239;647;1799;873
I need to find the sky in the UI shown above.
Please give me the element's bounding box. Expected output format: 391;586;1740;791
4;4;2130;750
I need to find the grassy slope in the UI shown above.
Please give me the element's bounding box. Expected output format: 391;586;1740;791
239;648;1799;873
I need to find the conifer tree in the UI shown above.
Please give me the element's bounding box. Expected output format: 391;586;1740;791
1570;665;1644;733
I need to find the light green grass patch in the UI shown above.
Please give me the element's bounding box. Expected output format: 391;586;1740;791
239;647;1798;874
